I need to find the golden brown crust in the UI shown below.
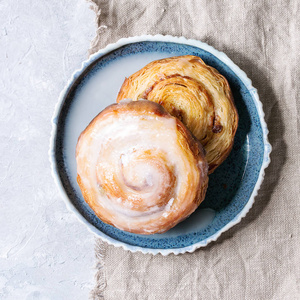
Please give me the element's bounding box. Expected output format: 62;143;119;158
117;55;239;173
76;100;208;234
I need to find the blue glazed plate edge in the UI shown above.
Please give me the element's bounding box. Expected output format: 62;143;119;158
49;35;272;256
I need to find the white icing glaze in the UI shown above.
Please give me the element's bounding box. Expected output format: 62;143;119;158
76;105;205;233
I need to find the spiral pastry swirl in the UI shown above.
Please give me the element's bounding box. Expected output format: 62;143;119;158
76;100;208;234
117;55;238;173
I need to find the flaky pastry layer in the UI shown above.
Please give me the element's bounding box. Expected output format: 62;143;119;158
117;55;238;173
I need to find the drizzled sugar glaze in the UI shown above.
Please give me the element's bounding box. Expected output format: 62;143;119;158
76;100;209;234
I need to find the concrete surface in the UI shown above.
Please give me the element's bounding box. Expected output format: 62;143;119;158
0;1;97;299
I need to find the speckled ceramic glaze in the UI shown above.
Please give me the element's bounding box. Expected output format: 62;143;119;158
49;35;271;255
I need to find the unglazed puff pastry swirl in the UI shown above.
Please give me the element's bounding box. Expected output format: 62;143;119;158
76;100;209;234
117;55;238;173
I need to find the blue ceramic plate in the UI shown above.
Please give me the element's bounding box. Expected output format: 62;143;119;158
49;35;271;255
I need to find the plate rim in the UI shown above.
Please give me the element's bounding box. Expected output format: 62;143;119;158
49;34;272;256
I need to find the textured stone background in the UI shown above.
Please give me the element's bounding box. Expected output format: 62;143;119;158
0;1;96;299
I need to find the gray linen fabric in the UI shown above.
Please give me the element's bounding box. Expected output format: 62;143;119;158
87;1;300;299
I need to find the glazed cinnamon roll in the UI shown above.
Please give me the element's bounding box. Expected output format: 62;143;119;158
76;100;208;234
117;55;238;173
